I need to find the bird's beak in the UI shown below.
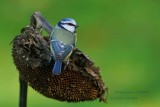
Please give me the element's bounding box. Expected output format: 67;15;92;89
75;25;79;28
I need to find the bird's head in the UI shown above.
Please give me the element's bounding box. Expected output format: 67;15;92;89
57;18;78;33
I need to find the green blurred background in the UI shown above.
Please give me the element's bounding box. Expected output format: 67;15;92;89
0;0;160;107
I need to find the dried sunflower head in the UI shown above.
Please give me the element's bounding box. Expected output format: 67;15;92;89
12;21;107;103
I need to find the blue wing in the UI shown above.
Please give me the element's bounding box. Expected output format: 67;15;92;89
50;40;73;75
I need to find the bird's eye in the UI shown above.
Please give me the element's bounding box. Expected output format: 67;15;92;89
67;23;74;26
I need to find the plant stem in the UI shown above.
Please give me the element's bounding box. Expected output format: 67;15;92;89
19;77;28;107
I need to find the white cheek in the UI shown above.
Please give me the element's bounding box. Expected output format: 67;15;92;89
62;24;75;33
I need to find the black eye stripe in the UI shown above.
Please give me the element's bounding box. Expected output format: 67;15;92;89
67;23;75;26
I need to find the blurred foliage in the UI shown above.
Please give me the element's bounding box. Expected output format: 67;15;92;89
0;0;160;107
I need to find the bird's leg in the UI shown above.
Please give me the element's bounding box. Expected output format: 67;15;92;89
63;59;70;70
19;76;28;107
49;53;53;63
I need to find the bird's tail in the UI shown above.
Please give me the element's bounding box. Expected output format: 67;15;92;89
52;60;62;75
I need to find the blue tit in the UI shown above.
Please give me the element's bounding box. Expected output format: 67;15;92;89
50;18;78;75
